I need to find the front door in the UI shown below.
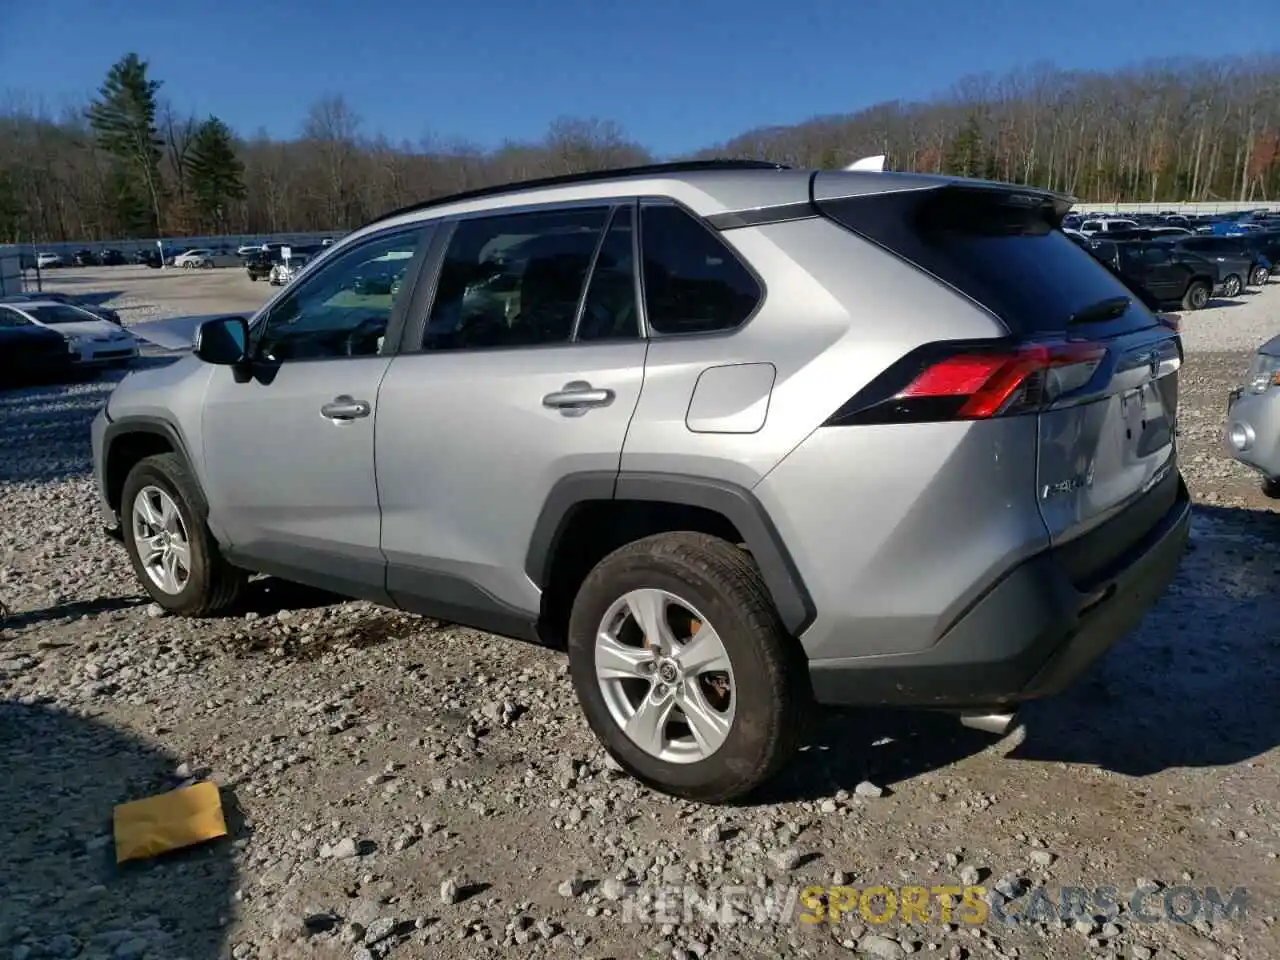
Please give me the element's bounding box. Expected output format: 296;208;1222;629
199;224;431;600
374;204;646;634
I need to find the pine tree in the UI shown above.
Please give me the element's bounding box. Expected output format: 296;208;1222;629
87;53;165;235
186;117;246;232
943;115;988;179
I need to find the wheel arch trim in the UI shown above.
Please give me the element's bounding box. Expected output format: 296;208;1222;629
101;415;198;510
524;470;816;636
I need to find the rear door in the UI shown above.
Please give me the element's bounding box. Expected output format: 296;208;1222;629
373;203;647;626
814;179;1181;565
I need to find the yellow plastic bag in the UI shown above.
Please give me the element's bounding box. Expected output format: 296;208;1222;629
113;781;228;863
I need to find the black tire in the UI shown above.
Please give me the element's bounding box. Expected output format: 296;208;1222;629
1181;281;1210;311
120;453;246;616
567;532;809;802
1250;266;1269;287
1222;274;1243;298
1263;478;1280;500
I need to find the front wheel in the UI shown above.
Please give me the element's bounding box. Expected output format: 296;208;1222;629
1181;281;1210;311
1222;274;1243;298
1263;478;1280;500
567;532;808;802
121;453;246;616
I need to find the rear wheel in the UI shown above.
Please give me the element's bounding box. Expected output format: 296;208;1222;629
1181;281;1210;311
1250;265;1269;286
1222;274;1243;298
567;532;808;802
121;453;246;616
1263;478;1280;500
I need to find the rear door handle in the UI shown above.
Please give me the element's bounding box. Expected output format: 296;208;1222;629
542;381;615;415
320;395;371;421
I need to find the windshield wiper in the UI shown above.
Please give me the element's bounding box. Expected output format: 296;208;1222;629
1068;295;1131;325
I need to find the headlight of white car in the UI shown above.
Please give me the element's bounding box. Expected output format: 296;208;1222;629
1245;352;1280;394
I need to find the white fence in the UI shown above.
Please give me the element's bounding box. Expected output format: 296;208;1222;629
1071;201;1280;215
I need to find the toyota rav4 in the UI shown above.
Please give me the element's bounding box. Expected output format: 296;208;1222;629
92;160;1191;801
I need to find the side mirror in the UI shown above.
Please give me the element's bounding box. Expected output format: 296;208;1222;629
193;316;249;365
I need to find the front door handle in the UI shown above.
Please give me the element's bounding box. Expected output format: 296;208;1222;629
542;381;615;416
320;395;371;421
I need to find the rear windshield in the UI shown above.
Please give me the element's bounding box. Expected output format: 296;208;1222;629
819;187;1159;335
27;305;94;325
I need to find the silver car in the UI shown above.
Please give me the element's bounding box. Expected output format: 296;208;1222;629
1224;336;1280;497
91;160;1191;801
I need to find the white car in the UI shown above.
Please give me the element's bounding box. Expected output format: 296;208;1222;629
172;249;213;268
1078;218;1140;236
0;300;138;366
35;253;63;269
172;249;241;269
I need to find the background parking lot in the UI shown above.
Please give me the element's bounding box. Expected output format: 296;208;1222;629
2;269;1279;959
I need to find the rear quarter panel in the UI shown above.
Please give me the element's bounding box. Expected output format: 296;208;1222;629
620;217;1007;486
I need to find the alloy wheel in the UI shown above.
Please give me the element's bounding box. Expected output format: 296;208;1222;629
594;588;736;764
131;485;192;595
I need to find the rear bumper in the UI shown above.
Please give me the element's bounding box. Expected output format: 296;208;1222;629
1225;388;1280;479
809;477;1192;708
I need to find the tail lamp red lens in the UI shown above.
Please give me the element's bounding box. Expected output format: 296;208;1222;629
899;342;1107;419
825;340;1108;426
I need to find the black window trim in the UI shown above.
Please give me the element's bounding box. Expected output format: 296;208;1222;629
637;197;767;340
246;221;435;366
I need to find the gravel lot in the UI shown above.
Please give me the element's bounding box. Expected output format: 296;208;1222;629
2;269;1279;960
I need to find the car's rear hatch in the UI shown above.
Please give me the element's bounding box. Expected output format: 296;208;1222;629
814;174;1182;582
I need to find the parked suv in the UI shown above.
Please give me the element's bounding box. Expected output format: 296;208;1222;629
1156;235;1265;295
91;161;1191;801
1085;239;1218;310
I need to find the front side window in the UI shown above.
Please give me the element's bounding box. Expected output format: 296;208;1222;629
254;227;423;362
641;204;761;335
422;206;609;352
0;307;32;328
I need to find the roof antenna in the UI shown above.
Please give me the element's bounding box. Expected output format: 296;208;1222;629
845;155;886;172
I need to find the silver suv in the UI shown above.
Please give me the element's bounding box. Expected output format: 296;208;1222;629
92;160;1191;802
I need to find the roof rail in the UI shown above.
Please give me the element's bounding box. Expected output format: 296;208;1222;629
368;158;790;227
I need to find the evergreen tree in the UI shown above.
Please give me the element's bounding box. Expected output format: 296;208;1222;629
186;117;246;232
943;115;988;179
86;53;165;234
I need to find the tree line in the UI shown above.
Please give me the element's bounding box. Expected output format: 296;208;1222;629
2;52;1278;245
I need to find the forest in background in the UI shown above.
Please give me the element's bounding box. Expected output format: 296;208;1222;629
1;52;1278;244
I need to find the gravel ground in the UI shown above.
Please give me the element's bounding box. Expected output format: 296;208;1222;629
2;277;1279;960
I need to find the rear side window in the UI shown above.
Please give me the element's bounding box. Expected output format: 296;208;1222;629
820;187;1158;336
423;207;608;351
641;204;761;335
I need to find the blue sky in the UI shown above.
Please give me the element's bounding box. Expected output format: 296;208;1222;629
1;0;1274;155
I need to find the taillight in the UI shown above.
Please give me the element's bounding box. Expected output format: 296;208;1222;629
825;340;1107;426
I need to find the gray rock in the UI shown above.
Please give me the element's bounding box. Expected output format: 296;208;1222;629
363;917;397;945
959;865;981;886
1028;849;1056;867
599;877;628;901
1129;947;1153;960
858;933;905;959
329;836;360;859
558;875;586;898
770;848;802;871
440;878;461;904
855;780;885;798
